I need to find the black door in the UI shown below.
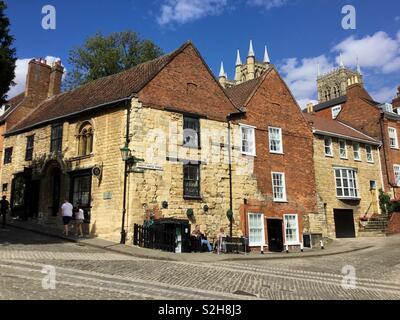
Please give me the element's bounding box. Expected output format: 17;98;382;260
267;219;284;252
334;209;356;238
52;168;61;216
28;180;40;218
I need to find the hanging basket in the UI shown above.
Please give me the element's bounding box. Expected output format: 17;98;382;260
186;208;194;219
226;209;233;220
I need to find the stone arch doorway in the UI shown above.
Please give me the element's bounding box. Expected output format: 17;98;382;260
40;160;68;219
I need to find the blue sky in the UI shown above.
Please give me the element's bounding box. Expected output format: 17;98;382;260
5;0;400;107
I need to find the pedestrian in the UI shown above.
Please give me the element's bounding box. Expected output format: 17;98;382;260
75;205;84;238
0;195;10;229
61;199;73;236
191;225;212;252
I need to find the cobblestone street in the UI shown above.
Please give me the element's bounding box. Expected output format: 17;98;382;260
1;228;400;300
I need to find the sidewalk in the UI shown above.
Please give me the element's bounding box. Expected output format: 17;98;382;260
5;217;374;263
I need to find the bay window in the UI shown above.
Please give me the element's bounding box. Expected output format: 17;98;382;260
335;168;359;199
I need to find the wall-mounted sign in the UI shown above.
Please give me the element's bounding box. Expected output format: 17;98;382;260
137;163;163;171
103;192;112;200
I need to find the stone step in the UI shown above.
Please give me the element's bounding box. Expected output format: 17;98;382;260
358;230;387;237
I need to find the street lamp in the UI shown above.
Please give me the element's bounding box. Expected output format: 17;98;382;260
119;145;145;244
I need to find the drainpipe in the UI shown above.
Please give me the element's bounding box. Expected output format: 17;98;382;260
226;111;246;238
379;113;395;197
120;99;132;244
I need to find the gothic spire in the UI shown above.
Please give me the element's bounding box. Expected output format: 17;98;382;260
248;40;255;57
236;50;242;66
263;45;270;64
339;53;344;68
356;56;362;74
219;61;226;78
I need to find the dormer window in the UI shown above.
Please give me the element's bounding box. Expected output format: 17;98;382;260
331;105;342;119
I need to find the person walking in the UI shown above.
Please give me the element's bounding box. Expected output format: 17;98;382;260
0;196;10;229
75;205;84;238
61;199;73;236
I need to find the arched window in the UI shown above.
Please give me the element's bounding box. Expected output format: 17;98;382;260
78;122;93;156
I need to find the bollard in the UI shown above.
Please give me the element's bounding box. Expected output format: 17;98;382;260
286;244;289;253
260;243;264;254
301;243;304;252
320;239;325;250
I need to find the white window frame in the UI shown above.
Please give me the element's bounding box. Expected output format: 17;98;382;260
331;105;342;119
284;214;300;245
268;126;283;154
334;167;360;199
353;143;361;161
394;165;400;187
339;140;348;159
240;124;256;156
271;172;287;202
365;145;374;163
388;127;399;149
247;212;265;247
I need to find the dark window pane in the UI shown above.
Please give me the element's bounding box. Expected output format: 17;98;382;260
4;147;12;164
25;136;34;161
183;117;200;148
183;164;200;197
51;125;63;153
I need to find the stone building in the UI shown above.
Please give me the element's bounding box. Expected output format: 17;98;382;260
0;58;63;175
316;56;363;103
1;42;267;243
308;65;400;198
304;113;383;238
219;43;317;252
218;41;271;88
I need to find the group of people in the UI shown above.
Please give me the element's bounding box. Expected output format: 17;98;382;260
61;200;86;237
191;225;227;253
0;195;85;238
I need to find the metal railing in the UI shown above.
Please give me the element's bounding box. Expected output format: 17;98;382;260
133;224;176;252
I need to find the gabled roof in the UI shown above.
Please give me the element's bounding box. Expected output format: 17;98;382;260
224;68;275;109
0;92;25;123
304;113;380;145
6;42;193;135
225;77;263;109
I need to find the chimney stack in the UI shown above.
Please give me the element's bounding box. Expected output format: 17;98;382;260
48;60;64;97
392;86;400;109
306;102;314;113
25;58;52;102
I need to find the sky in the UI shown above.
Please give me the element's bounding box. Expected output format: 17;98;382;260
4;0;400;108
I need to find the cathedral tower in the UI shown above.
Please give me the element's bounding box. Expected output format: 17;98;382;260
219;41;271;88
317;55;364;103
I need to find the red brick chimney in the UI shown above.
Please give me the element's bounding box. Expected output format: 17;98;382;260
25;58;51;103
48;60;64;97
24;58;64;107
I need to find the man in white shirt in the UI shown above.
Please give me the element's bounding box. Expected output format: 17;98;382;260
61;200;73;236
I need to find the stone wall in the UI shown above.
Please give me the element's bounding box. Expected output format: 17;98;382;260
310;134;383;238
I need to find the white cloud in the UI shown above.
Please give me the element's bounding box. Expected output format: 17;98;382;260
332;31;400;74
279;55;334;107
157;0;229;26
246;0;288;10
371;86;397;103
7;56;63;99
395;16;400;23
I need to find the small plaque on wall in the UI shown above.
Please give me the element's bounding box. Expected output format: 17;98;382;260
103;192;112;200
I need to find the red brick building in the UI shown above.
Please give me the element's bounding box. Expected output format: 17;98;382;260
222;44;317;252
311;79;400;198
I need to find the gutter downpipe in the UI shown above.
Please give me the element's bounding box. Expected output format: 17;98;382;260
379;112;394;198
120;97;133;244
226;110;246;238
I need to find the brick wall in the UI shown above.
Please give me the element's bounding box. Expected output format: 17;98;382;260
232;69;317;245
388;213;400;234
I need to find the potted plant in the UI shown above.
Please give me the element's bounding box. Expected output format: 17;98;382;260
359;215;368;227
